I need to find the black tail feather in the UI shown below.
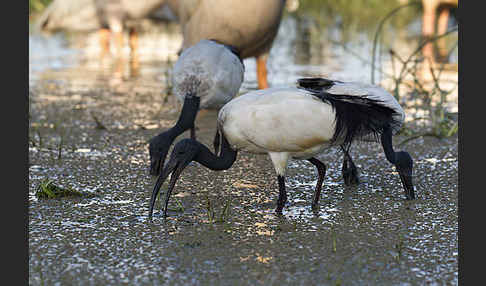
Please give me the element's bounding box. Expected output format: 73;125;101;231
308;91;401;148
327;92;400;147
297;78;341;92
297;77;401;147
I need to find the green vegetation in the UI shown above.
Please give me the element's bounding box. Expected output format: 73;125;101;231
29;0;52;15
378;25;458;142
204;193;232;224
35;179;95;199
289;0;420;41
166;197;185;213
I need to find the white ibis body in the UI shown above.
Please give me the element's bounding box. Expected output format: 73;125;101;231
149;39;244;175
149;78;415;218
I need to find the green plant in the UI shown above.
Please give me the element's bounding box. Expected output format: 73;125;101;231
371;3;458;144
166;197;185;213
29;0;52;15
205;194;215;223
35;179;94;199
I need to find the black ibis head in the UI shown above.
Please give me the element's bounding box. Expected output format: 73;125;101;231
148;139;200;218
148;133;174;176
395;151;415;200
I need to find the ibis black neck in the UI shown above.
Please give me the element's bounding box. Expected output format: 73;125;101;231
381;126;396;163
169;95;200;137
195;133;237;171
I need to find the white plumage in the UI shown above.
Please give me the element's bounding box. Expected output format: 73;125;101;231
219;84;404;175
149;78;415;218
220;87;336;158
172;39;245;109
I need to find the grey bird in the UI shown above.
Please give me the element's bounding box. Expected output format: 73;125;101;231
166;0;286;89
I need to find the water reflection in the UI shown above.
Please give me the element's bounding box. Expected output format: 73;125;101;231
30;6;458;114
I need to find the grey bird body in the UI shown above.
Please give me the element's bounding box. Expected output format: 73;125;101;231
167;0;285;59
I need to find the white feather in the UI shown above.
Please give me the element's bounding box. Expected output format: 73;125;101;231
218;83;406;176
172;39;245;109
219;87;336;160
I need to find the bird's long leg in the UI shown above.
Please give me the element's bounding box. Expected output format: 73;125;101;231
341;145;360;186
307;157;327;211
269;152;289;214
256;54;269;89
113;31;124;56
129;28;138;56
275;175;287;215
129;28;140;77
98;28;111;58
190;126;196;140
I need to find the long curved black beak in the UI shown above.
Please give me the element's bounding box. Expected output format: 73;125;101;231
148;154;191;219
397;167;414;200
148;169;169;219
149;133;173;176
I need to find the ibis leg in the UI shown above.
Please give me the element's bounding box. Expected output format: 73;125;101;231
307;157;327;210
275;175;287;215
340;145;360;186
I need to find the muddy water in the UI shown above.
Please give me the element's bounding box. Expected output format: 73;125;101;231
29;10;458;286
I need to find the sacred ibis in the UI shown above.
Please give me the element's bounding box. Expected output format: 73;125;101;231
148;77;415;218
148;39;245;176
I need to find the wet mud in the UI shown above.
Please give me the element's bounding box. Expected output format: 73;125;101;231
29;13;457;285
28;82;457;285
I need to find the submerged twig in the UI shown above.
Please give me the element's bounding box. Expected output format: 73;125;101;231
92;113;107;130
398;132;443;147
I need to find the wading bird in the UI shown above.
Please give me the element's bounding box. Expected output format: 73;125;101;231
148;39;245;176
148;77;415;218
166;0;286;89
35;0;285;88
35;0;168;56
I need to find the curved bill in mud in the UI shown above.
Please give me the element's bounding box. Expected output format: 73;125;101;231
398;170;414;200
148;167;172;219
148;154;192;219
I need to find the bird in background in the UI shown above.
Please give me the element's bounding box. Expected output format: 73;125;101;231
148;77;415;218
34;0;168;57
165;0;286;89
148;39;245;176
35;0;286;90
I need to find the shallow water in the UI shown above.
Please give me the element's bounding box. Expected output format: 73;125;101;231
29;7;458;285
